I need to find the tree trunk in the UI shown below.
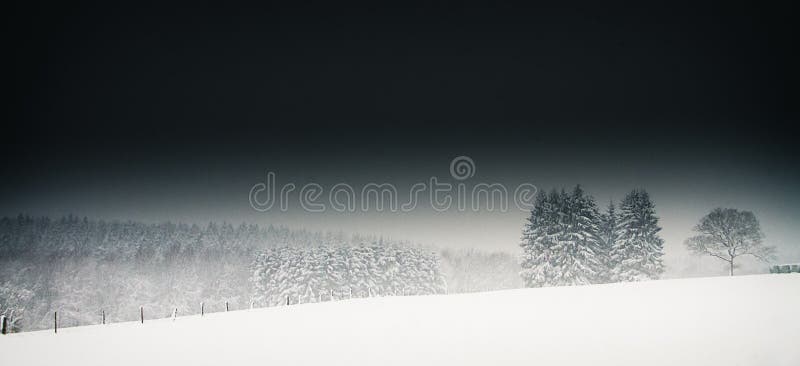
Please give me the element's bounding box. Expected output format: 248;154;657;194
729;259;734;276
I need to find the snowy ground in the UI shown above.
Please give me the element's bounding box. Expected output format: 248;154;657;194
1;274;798;366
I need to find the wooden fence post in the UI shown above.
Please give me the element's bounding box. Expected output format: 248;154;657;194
1;315;7;335
201;302;204;316
102;310;105;325
140;306;144;324
286;296;289;306
54;311;58;334
225;301;229;312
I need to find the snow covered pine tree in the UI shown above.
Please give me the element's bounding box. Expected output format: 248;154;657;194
519;190;559;287
610;189;665;281
597;201;619;283
519;186;606;287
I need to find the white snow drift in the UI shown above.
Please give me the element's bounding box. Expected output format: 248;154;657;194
1;274;798;366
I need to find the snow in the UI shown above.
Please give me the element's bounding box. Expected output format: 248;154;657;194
1;274;798;365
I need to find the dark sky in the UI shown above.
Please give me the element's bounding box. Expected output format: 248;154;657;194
4;2;799;274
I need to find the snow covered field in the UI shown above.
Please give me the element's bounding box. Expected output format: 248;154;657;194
1;274;798;366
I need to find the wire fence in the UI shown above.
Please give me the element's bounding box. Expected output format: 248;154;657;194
1;286;446;335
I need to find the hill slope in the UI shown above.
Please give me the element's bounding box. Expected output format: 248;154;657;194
2;274;798;365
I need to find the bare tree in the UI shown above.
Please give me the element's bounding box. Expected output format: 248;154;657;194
685;208;776;276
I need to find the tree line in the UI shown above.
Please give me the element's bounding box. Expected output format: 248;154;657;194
0;215;421;332
1;196;778;332
0;215;516;333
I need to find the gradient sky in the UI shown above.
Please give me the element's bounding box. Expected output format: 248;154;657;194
4;2;798;276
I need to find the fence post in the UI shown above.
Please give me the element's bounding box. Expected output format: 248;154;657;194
1;315;7;335
140;306;144;324
102;310;105;325
225;301;229;312
286;296;289;306
54;311;58;334
201;302;204;316
172;308;178;321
